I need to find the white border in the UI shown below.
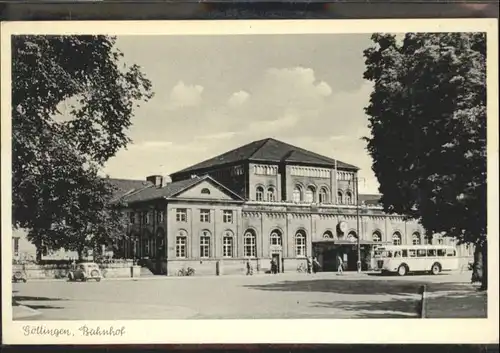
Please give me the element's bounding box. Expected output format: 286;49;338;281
1;19;499;345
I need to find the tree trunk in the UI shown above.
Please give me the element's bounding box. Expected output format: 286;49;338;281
35;238;42;263
472;241;487;291
77;247;84;262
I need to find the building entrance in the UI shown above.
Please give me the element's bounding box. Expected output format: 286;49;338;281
313;242;373;272
271;253;281;273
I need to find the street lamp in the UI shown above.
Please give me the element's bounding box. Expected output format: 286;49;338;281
350;176;366;273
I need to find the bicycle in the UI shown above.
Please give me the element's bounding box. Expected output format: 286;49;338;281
296;263;307;273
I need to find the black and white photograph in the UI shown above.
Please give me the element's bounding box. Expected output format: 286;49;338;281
1;20;498;344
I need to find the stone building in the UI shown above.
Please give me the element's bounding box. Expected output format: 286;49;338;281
113;138;473;276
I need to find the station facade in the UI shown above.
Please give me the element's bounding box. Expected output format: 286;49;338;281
113;138;474;276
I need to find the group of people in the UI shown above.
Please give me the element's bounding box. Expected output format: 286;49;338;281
245;254;345;275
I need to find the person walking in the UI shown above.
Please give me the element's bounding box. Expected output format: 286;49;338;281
337;254;344;275
312;256;321;274
246;259;253;276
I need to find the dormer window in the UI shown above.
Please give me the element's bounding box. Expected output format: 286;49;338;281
201;188;211;195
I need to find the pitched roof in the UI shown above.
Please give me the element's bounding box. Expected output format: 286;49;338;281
105;178;153;201
172;138;358;175
122;175;244;204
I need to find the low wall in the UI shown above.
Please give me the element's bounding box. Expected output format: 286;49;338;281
12;261;139;279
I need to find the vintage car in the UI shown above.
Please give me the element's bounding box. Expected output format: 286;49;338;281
68;262;102;282
12;268;28;283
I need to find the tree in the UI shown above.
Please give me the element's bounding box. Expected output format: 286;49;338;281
363;33;487;289
12;35;153;260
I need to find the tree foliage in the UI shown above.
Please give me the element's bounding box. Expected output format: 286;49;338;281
363;33;487;288
12;35;153;259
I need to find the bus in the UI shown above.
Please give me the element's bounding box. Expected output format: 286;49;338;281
373;245;459;276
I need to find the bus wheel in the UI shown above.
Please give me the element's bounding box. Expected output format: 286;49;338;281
397;265;408;276
431;263;441;275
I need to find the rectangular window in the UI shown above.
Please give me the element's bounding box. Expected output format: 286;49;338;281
446;249;456;257
223;210;233;223
176;208;187;222
402;250;408;258
129;212;135;224
200;209;211;223
437;249;446;257
156;210;164;224
200;237;210;258
223;237;233;257
417;249;427;257
141;212;149;224
13;237;20;257
176;237;186;258
427;249;437;257
408;249;416;257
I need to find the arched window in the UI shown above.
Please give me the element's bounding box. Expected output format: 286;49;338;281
437;236;444;245
176;230;187;258
270;230;282;246
244;230;256;257
267;187;276;202
305;186;315;203
295;231;306;257
319;187;328;203
345;191;353;205
412;232;421;245
424;234;433;245
347;231;357;242
200;230;211;258
223;230;234;258
201;188;210;195
392;232;402;246
337;191;343;204
372;231;382;242
293;185;303;203
323;231;334;239
256;186;264;201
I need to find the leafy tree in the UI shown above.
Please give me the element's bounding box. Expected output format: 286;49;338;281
363;33;487;289
12;35;153;260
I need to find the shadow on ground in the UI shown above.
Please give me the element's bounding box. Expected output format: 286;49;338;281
13;295;66;311
243;278;470;296
313;297;420;318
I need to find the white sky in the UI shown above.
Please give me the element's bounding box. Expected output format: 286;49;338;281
98;34;379;193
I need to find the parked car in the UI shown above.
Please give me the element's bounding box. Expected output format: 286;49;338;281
68;262;102;282
12;268;27;283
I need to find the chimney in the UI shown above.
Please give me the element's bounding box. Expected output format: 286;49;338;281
146;175;163;188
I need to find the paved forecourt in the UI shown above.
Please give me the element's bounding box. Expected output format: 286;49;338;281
12;271;480;320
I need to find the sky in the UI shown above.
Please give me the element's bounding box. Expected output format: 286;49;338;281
99;34;380;193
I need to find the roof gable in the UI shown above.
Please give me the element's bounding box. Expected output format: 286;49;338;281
175;179;241;201
122;175;244;204
172;138;358;175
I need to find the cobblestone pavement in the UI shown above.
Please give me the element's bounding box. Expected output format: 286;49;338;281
12;271;481;320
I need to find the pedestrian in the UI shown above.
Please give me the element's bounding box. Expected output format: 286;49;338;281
312;256;321;274
246;260;253;276
337;254;344;275
270;258;276;274
306;256;312;274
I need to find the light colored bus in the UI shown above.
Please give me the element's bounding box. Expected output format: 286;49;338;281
373;245;459;276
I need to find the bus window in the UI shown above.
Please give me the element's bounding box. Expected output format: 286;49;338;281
408;249;416;257
417;249;427;257
446;249;456;257
402;250;408;258
386;251;393;258
427;249;437;257
437;249;446;256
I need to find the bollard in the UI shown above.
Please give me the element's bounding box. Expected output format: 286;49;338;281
419;285;427;318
